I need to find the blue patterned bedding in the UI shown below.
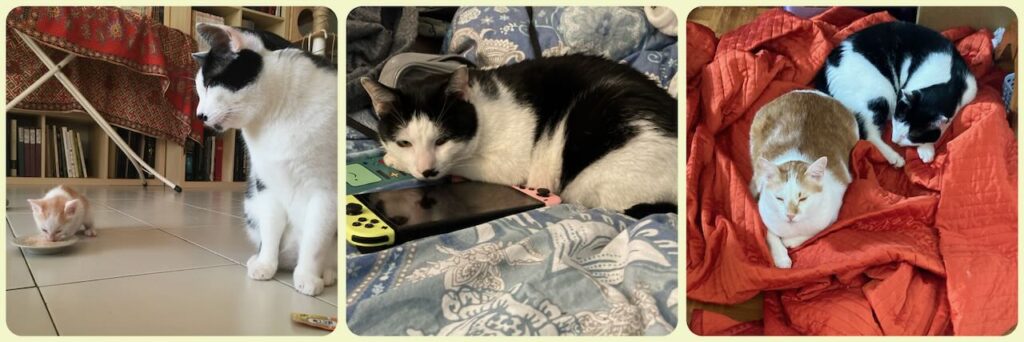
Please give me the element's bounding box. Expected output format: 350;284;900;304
346;205;678;335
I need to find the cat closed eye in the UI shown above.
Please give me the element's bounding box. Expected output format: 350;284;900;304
775;196;784;201
396;140;412;148
435;138;448;146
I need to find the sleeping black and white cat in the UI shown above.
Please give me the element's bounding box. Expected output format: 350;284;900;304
815;21;977;166
192;24;337;296
360;54;677;217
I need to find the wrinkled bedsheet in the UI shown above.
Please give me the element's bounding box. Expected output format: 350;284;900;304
686;8;1016;335
347;205;678;335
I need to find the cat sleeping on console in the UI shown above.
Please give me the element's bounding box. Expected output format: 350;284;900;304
192;23;337;296
360;55;677;218
749;91;859;268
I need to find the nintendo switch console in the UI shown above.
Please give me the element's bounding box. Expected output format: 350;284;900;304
346;181;561;252
346;155;415;195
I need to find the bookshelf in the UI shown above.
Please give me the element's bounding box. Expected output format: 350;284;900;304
6;6;311;189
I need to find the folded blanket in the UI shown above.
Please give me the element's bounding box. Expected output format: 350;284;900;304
686;7;1016;335
346;7;418;113
347;205;678;336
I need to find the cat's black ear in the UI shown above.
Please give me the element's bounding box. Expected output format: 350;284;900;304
447;66;470;100
191;52;208;64
900;90;921;106
360;77;398;116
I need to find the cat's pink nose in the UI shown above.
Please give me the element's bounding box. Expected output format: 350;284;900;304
786;214;796;221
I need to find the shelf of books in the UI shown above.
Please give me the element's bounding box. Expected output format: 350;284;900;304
6;110;162;186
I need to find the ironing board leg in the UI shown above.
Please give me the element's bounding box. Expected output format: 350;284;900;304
5;54;76;111
14;31;181;192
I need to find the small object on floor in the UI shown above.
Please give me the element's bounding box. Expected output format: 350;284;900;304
291;313;336;331
13;234;78;255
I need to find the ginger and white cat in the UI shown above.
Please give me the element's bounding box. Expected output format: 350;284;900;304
28;185;94;242
749;90;858;268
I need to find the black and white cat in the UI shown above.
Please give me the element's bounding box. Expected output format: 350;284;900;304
192;24;337;296
360;55;677;217
816;21;977;166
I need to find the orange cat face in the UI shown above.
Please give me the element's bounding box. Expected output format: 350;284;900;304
27;197;82;241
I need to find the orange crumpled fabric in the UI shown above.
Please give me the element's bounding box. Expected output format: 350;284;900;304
686;7;1017;335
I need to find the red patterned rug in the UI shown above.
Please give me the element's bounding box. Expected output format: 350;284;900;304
6;6;203;145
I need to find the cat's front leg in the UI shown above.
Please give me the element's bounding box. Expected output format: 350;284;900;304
863;123;905;167
81;215;96;237
293;191;336;296
917;143;936;163
246;191;287;280
766;230;792;268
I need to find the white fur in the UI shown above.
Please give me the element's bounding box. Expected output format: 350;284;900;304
194;27;337;296
756;151;848;268
826;41;905;167
386;74;677;211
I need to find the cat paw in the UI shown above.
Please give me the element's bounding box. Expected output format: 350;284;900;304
246;257;277;280
772;253;793;269
884;152;905;168
917;145;936;163
293;272;325;296
322;268;337;287
382;153;397;168
83;229;97;237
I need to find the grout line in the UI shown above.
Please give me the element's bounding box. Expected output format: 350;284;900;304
34;287;61;336
36;264;237;289
181;202;245;219
11;215;60;335
155;227;246;266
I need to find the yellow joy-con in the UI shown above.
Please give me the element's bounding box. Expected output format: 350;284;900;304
345;195;395;247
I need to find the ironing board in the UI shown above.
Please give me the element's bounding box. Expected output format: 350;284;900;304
6;7;202;192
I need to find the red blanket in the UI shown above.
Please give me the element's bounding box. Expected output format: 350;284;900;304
686;8;1017;335
6;7;202;145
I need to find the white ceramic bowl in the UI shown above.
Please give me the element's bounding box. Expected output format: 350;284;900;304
13;235;79;255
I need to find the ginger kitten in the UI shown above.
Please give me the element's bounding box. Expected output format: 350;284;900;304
27;185;95;242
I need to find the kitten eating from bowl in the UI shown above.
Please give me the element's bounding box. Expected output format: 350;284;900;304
27;185;95;242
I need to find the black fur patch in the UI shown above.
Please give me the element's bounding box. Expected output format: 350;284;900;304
245;176;266;199
245;215;257;230
375;73;479;144
483;54;676;186
866;97;890;135
201;49;262;91
624;202;678;219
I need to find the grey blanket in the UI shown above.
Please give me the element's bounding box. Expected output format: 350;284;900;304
346;7;419;112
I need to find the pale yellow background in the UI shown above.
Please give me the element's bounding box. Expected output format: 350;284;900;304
0;0;1018;340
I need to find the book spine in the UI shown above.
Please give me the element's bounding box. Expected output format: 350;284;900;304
144;136;156;179
34;129;41;177
74;131;83;178
25;129;33;177
63;127;76;178
9;120;16;176
213;136;224;181
17;127;25;177
75;132;86;179
51;125;58;177
31;129;38;177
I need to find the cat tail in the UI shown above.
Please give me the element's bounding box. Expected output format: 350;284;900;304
624;202;678;220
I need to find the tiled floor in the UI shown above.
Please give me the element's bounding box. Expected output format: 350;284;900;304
5;185;336;336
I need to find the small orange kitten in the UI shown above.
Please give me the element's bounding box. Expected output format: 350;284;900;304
27;185;95;242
